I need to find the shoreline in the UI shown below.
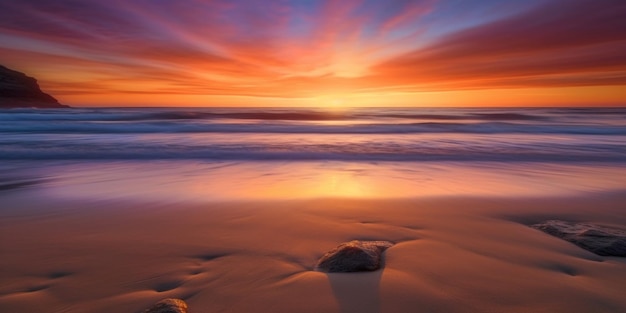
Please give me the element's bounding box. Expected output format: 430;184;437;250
1;193;625;312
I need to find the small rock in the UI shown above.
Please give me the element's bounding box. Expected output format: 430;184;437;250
144;298;188;313
531;220;626;257
315;240;394;273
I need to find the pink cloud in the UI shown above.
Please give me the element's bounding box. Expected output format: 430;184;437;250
373;0;626;90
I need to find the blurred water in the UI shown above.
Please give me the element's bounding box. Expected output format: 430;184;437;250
1;107;625;201
1;107;625;162
2;160;625;201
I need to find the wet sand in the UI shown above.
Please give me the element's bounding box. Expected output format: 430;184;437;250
1;190;625;313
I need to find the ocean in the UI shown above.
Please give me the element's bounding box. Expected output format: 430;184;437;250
1;107;625;201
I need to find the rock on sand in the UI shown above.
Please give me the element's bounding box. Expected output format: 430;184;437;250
315;240;394;272
532;220;626;257
144;298;188;313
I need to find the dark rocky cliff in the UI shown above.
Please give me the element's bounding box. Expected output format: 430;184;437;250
0;65;69;108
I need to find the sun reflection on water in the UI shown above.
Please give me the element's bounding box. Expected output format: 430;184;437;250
21;161;626;202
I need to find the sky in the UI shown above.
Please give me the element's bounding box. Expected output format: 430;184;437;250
1;0;625;107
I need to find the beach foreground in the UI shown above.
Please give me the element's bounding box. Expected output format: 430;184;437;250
1;191;625;313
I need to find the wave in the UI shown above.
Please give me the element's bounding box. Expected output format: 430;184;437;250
2;145;624;162
1;131;624;162
1;121;625;135
2;107;625;162
0;108;554;122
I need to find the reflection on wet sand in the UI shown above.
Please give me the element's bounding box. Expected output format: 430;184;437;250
4;160;624;202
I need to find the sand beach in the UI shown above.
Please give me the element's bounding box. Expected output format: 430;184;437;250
1;107;625;312
1;180;625;312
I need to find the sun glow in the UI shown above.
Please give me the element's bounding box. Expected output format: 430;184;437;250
329;98;345;107
311;95;350;109
2;0;624;107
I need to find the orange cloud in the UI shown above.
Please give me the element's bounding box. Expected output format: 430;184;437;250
0;0;624;107
372;0;626;91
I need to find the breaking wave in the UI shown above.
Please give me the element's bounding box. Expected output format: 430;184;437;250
1;107;625;161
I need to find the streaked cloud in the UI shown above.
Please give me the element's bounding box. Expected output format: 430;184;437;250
373;0;626;90
0;0;624;106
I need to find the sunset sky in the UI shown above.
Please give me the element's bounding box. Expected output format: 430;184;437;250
1;0;625;107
